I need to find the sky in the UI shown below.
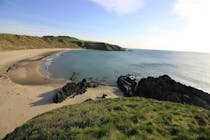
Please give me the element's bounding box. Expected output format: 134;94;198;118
0;0;210;53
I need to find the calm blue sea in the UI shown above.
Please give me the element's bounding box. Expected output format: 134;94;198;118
41;49;210;93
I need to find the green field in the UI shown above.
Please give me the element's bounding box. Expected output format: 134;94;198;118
4;97;210;140
0;34;124;51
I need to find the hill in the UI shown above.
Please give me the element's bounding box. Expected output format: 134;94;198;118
3;98;210;140
0;34;125;51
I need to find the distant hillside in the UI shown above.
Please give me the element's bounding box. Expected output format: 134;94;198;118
0;34;125;51
4;98;210;140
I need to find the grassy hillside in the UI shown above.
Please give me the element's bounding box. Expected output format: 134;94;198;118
0;34;125;51
4;98;210;140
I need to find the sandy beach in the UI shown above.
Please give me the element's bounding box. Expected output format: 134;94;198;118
0;49;122;139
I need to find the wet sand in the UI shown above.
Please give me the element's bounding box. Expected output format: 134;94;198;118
0;49;122;139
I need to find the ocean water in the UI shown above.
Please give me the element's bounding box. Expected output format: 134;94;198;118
41;49;210;93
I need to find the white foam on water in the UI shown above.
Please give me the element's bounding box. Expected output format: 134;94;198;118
40;51;67;81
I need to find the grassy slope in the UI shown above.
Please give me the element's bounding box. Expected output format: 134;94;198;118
0;34;124;51
4;98;210;140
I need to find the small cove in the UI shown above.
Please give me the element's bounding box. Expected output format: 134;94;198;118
41;49;210;93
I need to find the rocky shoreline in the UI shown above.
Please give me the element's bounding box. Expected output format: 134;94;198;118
52;73;210;110
118;74;210;110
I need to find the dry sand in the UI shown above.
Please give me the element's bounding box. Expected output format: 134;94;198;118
0;49;122;139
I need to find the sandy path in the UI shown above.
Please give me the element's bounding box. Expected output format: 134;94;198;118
0;49;122;139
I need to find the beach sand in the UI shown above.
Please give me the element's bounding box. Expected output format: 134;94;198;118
0;49;122;139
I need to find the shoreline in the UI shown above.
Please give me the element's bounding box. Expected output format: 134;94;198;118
7;50;67;85
0;48;122;139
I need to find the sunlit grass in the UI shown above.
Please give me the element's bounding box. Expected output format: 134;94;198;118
4;97;210;140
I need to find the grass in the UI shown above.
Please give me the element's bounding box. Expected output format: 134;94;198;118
0;34;124;51
3;97;210;140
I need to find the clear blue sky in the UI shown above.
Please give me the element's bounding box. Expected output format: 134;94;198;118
0;0;210;52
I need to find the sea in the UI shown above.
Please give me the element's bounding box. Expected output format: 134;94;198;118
40;49;210;93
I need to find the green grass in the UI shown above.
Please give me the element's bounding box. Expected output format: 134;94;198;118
4;97;210;140
0;34;124;51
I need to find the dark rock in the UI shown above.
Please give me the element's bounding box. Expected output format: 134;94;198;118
83;98;94;103
87;81;99;88
113;106;122;111
53;90;67;103
69;72;78;81
6;64;16;72
102;94;107;98
97;94;108;99
53;79;99;103
117;74;137;96
134;75;210;110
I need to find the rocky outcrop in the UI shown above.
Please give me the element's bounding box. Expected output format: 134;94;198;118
117;75;137;96
53;79;98;103
72;40;125;51
134;75;210;110
97;94;108;99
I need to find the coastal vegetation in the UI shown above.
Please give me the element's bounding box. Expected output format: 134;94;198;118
0;34;125;51
3;97;210;140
